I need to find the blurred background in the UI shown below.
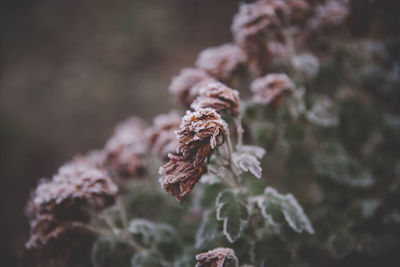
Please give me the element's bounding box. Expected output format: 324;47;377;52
0;0;238;265
1;0;400;266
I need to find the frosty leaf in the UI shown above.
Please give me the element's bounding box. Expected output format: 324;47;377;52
257;187;314;234
131;250;165;267
216;190;249;243
200;173;221;185
195;210;220;248
128;219;177;251
240;145;266;159
232;153;262;179
128;219;155;246
313;142;374;188
306;95;338;127
91;237;134;267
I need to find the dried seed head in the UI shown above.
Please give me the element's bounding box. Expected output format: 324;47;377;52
73;150;106;170
195;44;247;83
159;108;228;202
250;73;295;107
25;214;96;267
146;111;181;160
191;82;241;116
195;247;238;267
159;153;208;203
105;117;148;178
169;68;217;106
27;162;118;220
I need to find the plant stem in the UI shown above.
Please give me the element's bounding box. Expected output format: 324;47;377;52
235;115;244;152
116;196;128;228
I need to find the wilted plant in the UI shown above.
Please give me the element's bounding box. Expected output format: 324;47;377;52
25;1;400;266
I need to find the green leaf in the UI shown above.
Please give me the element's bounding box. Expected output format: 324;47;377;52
195;209;220;248
91;237;134;267
257;187;314;234
312;141;374;188
131;250;165;267
216;190;250;243
233;153;262;179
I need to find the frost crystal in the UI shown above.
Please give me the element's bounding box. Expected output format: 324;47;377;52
196;247;238;267
195;44;247;83
105;116;148;178
169;68;217;106
191;82;241;116
146;111;181;160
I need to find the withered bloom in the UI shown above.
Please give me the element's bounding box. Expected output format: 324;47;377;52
146;111;181;160
105;116;148;178
308;0;350;30
169;68;217;106
195;44;247;84
250;73;294;109
195;247;238;267
25;215;96;267
159;108;228;203
27;162;118;221
191;82;241;116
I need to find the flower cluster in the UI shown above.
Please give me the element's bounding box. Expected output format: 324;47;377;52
195;247;238;267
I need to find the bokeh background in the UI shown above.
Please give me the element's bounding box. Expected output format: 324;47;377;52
1;0;399;266
0;1;238;265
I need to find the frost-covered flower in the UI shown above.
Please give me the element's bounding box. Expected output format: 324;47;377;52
27;162;118;220
159;108;228;203
105;116;148;178
25;214;96;267
250;73;294;107
176;108;228;157
231;1;280;45
195;44;247;83
169;68;217;106
195;247;238;267
159;153;208;203
146;111;181;160
191;82;241;116
308;0;350;30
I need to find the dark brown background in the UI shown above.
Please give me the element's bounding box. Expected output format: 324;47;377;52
0;1;237;265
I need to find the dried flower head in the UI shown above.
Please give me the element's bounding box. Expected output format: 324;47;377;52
159;153;208;203
195;247;238;267
160;108;228;202
25;214;96;267
308;0;350;30
169;68;217;106
250;73;295;108
27;162;118;220
105;116;148;178
176;108;228;156
191;82;241;116
146;111;181;160
195;44;247;83
231;1;277;45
